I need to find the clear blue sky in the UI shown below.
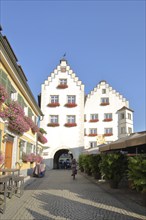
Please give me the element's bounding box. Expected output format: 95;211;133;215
1;0;145;132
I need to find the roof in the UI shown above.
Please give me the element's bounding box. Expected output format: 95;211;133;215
117;106;134;112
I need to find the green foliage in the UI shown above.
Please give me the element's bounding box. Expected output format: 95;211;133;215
78;154;85;172
99;152;128;187
88;154;101;179
127;154;146;193
39;128;47;134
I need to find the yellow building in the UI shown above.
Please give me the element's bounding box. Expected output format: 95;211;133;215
0;29;45;175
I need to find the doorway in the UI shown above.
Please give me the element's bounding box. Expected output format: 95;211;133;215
5;140;13;168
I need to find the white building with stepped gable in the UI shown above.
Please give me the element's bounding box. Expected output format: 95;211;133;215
39;58;134;169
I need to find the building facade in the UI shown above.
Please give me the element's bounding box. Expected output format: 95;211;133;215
0;30;45;175
40;59;134;169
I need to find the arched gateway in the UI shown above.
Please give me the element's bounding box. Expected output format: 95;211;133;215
53;149;73;169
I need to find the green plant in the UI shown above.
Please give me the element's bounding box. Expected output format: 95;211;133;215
99;152;128;188
82;155;92;175
89;154;101;179
127;154;146;193
78;154;85;172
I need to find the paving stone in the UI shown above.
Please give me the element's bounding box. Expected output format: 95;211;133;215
0;170;146;220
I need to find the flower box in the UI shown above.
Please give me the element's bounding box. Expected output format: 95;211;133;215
47;123;59;127
47;103;60;107
104;133;113;136
57;84;68;89
64;103;77;108
89;119;99;122
64;123;77;127
100;103;109;106
88;134;97;137
103;119;112;122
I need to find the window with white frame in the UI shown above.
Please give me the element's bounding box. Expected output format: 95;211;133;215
89;128;97;134
104;113;112;119
67;115;76;123
128;113;131;120
101;97;109;104
89;142;97;148
104;128;112;134
102;89;106;94
50;95;59;103
59;78;67;85
50;115;59;123
19;140;26;159
26;142;33;154
121;127;126;134
90;114;98;120
67;95;76;104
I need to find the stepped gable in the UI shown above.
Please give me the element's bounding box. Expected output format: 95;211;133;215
86;80;128;103
43;58;84;91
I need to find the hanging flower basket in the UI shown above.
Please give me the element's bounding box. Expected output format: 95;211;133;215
24;116;39;133
37;132;48;144
57;84;68;89
47;103;60;107
64;103;77;108
64;123;77;127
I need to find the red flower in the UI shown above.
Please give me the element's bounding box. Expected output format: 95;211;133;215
64;123;77;127
88;134;97;136
47;123;59;127
47;103;60;107
104;133;113;136
89;119;99;122
57;84;68;89
64;103;77;108
103;118;112;122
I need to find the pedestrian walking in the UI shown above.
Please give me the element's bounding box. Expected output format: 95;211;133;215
71;158;77;180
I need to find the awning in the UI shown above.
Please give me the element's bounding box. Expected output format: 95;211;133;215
99;131;146;152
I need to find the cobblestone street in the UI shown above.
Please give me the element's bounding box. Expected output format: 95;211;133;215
0;169;146;220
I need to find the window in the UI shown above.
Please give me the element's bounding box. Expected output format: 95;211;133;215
128;127;132;134
50;115;59;123
128;113;131;120
18;93;26;108
89;142;97;148
59;79;67;85
104;113;112;121
100;97;109;105
67;115;75;123
104;128;113;135
121;113;125;119
90;114;98;120
121;127;125;134
67;95;76;104
102;89;106;94
26;142;33;154
51;95;59;103
19;140;25;160
28;107;33;118
89;128;97;134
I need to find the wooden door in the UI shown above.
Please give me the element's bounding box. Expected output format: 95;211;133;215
5;141;13;168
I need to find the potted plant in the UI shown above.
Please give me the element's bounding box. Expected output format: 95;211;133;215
99;152;128;188
127;154;146;206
